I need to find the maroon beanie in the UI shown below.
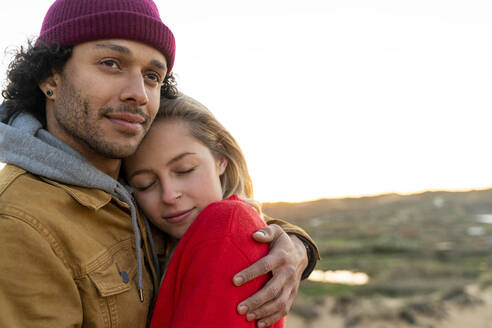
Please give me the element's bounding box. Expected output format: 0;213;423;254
37;0;175;75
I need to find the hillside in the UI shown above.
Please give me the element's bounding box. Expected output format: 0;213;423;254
262;189;492;327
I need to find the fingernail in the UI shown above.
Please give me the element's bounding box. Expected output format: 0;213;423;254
238;305;248;314
258;321;266;328
233;276;244;285
246;313;256;321
254;231;266;237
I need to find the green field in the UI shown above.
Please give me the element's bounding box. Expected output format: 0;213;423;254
263;189;492;300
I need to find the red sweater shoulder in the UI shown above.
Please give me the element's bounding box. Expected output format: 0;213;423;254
179;195;266;252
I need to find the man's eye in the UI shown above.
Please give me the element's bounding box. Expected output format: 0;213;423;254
100;59;120;69
145;71;162;83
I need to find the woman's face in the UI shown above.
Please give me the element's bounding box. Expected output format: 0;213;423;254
124;119;227;239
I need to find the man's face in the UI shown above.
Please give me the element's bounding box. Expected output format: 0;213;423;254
46;39;167;160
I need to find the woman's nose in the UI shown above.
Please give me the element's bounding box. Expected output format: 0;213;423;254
160;183;182;204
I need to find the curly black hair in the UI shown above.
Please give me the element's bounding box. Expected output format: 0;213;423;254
1;40;179;127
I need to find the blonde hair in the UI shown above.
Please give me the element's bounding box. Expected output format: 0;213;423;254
157;95;256;205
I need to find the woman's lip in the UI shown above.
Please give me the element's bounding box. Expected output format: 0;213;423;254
163;208;195;224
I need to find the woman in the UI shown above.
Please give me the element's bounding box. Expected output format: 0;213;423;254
124;95;285;327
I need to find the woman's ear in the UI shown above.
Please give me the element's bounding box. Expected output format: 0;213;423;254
217;156;228;176
38;71;61;100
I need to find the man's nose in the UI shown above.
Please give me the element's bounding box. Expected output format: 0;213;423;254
120;71;149;106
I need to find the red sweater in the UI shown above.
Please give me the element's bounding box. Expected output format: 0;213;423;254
150;195;285;328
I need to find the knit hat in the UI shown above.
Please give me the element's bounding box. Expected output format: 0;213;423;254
37;0;175;75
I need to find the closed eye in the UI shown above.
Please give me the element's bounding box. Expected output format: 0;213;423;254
134;180;156;192
176;167;196;175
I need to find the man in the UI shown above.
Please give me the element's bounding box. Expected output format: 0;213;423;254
0;0;318;327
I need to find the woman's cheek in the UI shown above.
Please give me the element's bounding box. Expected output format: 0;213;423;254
136;192;158;221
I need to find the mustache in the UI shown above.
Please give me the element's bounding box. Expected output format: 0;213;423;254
99;105;150;124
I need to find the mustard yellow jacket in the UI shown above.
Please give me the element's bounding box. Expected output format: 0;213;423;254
0;164;318;328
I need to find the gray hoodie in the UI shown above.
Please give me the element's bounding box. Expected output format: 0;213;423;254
0;105;160;301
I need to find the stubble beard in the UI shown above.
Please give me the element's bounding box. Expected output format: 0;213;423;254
53;80;150;159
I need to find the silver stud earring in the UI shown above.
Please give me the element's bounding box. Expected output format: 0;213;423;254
46;90;53;97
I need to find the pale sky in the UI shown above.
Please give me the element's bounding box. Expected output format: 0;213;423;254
1;1;492;202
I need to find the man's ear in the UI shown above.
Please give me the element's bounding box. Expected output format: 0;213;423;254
217;156;228;176
38;71;61;100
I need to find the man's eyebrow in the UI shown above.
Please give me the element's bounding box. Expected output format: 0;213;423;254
94;43;166;72
150;59;167;71
94;42;132;55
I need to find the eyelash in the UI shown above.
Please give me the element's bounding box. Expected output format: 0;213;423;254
135;181;155;192
100;58;120;69
145;71;162;84
134;167;195;191
176;167;196;175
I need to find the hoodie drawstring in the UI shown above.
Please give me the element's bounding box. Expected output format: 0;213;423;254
143;217;161;280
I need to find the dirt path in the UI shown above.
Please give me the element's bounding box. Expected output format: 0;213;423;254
286;286;492;328
433;285;492;328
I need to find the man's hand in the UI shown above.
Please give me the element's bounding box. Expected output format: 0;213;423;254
233;224;308;328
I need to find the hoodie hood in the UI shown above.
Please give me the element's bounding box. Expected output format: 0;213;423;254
0;105;160;301
0;110;119;193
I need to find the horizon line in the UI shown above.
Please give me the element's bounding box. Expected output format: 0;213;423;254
260;186;492;204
